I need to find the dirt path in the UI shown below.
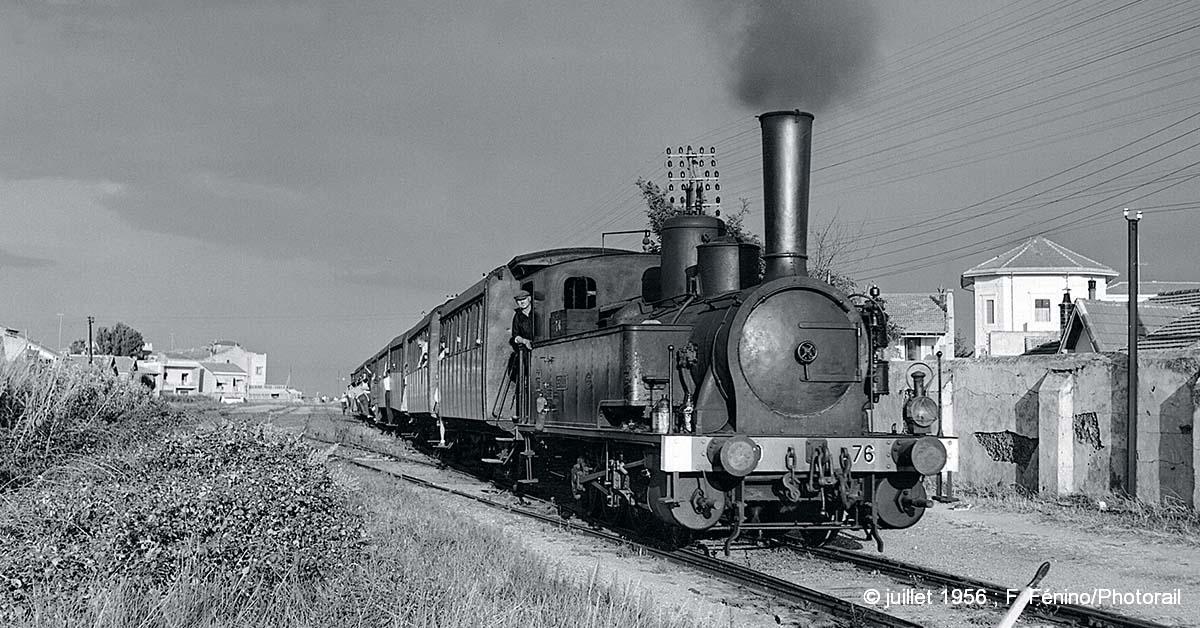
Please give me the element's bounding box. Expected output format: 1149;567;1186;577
228;403;1193;627
868;501;1197;626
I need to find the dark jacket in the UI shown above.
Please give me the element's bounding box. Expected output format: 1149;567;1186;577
510;309;535;351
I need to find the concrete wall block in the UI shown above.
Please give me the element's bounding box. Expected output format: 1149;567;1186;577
885;351;1197;507
1194;388;1200;509
1070;358;1121;496
1137;354;1198;506
1038;371;1074;496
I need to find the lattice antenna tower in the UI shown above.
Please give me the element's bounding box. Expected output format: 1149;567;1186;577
665;144;721;214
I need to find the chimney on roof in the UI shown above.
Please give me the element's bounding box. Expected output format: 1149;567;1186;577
1088;279;1096;300
1059;291;1073;336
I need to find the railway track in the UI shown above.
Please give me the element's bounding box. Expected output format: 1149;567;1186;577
785;541;1171;628
311;435;921;628
305;419;1176;628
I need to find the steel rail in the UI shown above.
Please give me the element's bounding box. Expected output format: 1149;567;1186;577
789;543;1173;628
319;441;921;628
308;416;1176;628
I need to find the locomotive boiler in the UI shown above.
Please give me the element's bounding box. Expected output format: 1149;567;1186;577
350;110;958;549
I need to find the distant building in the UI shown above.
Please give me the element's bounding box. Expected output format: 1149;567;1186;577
199;361;247;401
884;291;955;361
161;358;203;395
247;384;304;402
1;327;60;362
156;339;267;396
1058;300;1193;353
961;236;1117;356
207;340;267;387
1103;281;1200;302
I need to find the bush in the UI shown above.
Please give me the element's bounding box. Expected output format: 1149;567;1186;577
0;423;363;612
0;358;173;490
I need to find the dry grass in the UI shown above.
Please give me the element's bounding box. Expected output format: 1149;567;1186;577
6;458;699;628
958;483;1200;543
0;357;171;490
1;394;699;628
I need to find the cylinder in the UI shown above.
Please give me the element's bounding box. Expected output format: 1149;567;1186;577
696;238;741;296
660;214;725;299
759;110;814;281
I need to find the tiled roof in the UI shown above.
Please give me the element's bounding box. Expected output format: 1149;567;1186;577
1064;300;1191;352
1108;281;1200;296
884;293;949;335
1142;310;1200;350
961;237;1117;286
163;348;212;360
1147;288;1200;308
201;362;246;375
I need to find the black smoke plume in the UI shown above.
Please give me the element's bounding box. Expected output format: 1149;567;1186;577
696;1;880;113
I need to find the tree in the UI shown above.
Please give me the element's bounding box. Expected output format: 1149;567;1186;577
806;216;860;294
94;322;147;358
954;329;975;358
635;178;760;254
69;339;87;355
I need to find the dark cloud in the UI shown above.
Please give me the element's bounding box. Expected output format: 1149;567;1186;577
0;249;53;268
0;2;512;271
0;1;672;278
694;1;880;113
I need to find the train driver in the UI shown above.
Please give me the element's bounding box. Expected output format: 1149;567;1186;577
509;290;536;419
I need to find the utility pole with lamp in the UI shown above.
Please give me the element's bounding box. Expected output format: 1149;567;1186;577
1124;208;1141;498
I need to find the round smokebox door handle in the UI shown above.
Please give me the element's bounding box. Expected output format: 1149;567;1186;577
796;340;818;364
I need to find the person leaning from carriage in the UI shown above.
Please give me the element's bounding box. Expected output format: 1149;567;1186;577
508;290;535;422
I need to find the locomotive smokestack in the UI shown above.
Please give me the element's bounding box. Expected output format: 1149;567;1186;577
759;110;813;281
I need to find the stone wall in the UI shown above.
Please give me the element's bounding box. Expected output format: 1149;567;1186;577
882;350;1199;506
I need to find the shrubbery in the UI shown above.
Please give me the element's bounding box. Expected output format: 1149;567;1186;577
0;358;171;489
0;423;363;612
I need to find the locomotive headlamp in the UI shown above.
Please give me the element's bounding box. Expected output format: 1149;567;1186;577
891;437;947;476
904;395;939;428
708;435;761;477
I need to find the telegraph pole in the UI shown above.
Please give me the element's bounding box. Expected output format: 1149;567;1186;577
87;316;95;364
57;313;64;351
665;145;721;214
1125;208;1142;498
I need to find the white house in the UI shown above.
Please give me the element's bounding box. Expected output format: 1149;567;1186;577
199;361;247;401
884;291;955;361
1;327;59;362
961;237;1117;356
208;340;267;387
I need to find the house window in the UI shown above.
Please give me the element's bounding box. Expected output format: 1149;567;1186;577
255;366;263;375
181;372;189;384
985;299;996;324
904;338;925;361
564;276;597;309
1034;298;1051;322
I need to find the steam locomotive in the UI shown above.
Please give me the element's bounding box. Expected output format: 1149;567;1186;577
349;111;958;549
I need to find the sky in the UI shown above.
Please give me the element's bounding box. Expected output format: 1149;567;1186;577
2;1;1198;397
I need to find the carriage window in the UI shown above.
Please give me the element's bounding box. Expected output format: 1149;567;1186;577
564;276;597;309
